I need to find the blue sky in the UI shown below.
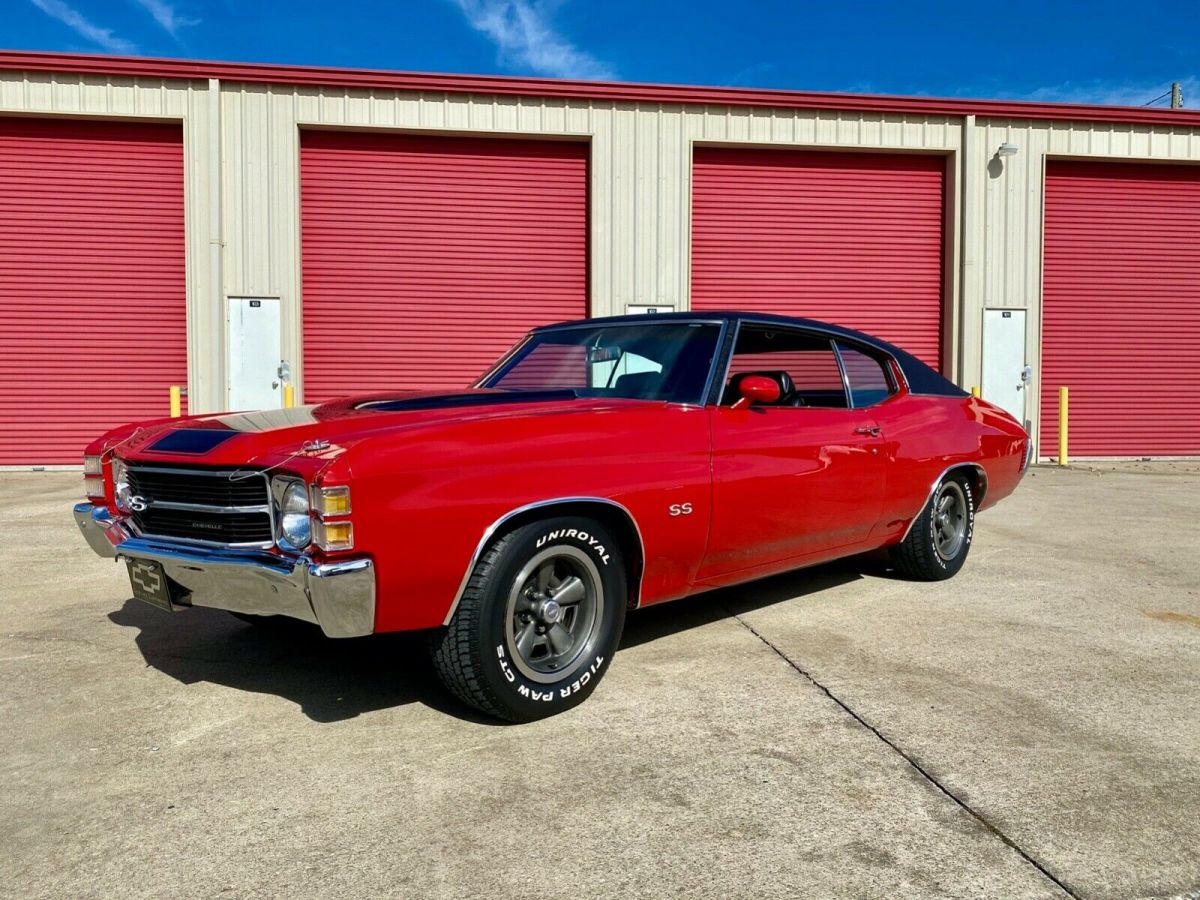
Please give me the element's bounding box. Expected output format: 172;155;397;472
9;0;1200;107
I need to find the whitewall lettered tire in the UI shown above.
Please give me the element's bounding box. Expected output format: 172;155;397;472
430;516;627;722
890;472;975;581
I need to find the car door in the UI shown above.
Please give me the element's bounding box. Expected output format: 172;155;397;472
698;325;887;581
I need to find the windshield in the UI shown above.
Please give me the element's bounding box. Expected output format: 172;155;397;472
481;322;723;405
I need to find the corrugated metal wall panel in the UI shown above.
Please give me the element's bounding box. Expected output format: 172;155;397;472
1041;160;1200;456
0;118;186;465
299;131;588;399
12;69;1200;451
691;148;946;368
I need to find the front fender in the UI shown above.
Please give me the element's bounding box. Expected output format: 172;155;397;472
341;406;711;632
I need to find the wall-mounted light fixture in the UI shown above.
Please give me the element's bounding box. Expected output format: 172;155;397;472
997;142;1019;157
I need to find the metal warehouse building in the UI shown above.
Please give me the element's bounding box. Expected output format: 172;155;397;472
2;50;1199;465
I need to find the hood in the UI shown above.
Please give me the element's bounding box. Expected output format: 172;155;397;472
113;388;659;469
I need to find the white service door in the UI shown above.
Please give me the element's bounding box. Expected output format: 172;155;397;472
982;308;1028;427
227;297;282;411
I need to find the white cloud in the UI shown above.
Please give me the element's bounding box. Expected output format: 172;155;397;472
728;62;777;88
450;0;616;81
29;0;137;53
132;0;199;38
1019;77;1199;108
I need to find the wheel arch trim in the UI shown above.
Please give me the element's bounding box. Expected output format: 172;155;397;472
442;496;647;626
899;462;988;543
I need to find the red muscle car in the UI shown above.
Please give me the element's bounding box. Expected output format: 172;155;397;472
75;312;1031;721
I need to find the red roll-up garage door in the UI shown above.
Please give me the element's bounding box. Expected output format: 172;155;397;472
0;118;186;466
300;132;588;400
1042;161;1200;456
691;148;946;369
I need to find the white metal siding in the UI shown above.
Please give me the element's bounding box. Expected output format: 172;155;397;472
214;84;960;399
5;67;1200;456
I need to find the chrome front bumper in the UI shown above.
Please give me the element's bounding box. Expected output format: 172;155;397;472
73;503;375;638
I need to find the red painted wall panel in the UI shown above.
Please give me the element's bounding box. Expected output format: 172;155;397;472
691;149;946;369
0;118;186;465
1042;161;1200;456
300;132;588;400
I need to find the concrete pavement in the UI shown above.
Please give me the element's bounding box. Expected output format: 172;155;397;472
1;465;1197;899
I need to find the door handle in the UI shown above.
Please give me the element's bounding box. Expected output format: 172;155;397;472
854;426;882;437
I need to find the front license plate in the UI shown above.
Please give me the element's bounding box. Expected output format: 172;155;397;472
126;558;175;611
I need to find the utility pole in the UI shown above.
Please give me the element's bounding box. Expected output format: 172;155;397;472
1171;81;1184;108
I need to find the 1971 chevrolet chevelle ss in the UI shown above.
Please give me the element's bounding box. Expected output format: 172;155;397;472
75;312;1031;721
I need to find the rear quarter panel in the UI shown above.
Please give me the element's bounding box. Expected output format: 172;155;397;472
873;394;1028;541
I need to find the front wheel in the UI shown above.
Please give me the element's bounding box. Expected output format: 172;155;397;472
430;516;627;722
890;472;975;581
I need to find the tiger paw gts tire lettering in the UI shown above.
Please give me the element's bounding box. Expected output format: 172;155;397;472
430;516;627;723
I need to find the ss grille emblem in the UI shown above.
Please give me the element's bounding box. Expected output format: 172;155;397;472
129;495;149;512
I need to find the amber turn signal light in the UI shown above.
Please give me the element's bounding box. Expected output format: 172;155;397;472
314;519;353;552
312;485;351;517
83;455;105;499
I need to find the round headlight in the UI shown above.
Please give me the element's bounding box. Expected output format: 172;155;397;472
113;460;132;511
279;481;311;548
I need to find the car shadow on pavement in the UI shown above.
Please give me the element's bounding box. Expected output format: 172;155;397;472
107;552;892;725
107;600;499;725
620;553;882;651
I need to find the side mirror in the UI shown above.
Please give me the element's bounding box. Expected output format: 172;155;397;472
731;375;781;410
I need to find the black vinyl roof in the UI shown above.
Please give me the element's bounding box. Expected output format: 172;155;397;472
535;311;966;398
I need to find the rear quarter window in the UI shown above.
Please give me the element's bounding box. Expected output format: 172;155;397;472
837;343;895;408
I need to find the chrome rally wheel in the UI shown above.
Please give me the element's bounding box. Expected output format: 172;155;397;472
932;480;969;562
505;545;604;684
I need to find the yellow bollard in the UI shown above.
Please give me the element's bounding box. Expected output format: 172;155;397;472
283;384;295;409
1058;386;1069;466
169;385;182;418
971;386;981;398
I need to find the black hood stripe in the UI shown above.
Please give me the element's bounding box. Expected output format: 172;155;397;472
356;390;578;413
148;428;239;454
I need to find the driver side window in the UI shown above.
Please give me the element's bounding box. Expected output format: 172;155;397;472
723;326;848;408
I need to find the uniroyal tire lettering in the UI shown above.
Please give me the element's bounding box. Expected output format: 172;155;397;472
931;480;974;568
535;529;612;565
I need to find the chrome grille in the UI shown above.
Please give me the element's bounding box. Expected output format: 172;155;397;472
126;466;274;547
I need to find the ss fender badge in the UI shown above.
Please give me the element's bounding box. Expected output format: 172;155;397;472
668;502;693;517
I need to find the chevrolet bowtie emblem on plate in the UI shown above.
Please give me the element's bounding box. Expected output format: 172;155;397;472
129;495;148;512
130;562;163;597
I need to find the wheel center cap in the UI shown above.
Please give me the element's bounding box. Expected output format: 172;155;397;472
540;599;562;624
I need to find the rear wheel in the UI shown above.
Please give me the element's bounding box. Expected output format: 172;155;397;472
890;472;975;580
431;516;627;722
